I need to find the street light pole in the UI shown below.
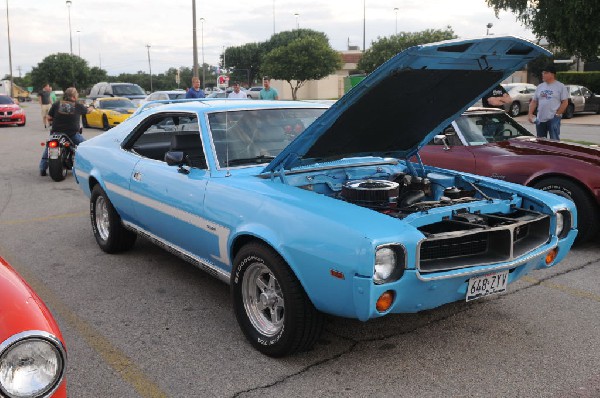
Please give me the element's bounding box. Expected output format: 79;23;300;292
486;22;493;35
5;0;14;99
146;44;152;92
77;30;80;57
362;0;366;52
66;0;73;55
200;17;205;89
294;13;299;30
394;7;398;35
192;0;199;78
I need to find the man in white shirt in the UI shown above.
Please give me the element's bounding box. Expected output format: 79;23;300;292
227;82;247;99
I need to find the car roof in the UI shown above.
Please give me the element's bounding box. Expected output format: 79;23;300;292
97;96;132;101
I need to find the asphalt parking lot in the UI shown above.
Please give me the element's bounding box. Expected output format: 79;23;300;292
0;103;599;397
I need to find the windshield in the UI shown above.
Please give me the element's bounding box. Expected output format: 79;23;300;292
0;96;14;105
208;108;326;167
100;99;136;109
113;84;145;96
456;112;533;145
168;93;186;99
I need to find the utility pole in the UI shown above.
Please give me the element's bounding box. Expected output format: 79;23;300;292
362;0;366;52
146;44;152;92
16;65;21;78
66;1;73;55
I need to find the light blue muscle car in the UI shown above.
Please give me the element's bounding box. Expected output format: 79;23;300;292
73;36;577;357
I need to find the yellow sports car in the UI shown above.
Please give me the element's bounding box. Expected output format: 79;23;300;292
82;97;137;130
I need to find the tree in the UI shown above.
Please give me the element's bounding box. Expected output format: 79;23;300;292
486;0;600;60
261;35;341;100
223;43;264;86
357;27;457;73
29;53;94;91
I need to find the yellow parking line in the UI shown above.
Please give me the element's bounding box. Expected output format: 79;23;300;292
0;246;169;398
0;211;87;225
522;276;600;303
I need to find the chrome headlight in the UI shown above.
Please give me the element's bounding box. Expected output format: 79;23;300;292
555;210;572;238
373;245;405;284
0;332;65;398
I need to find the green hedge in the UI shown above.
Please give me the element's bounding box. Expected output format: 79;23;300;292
557;72;600;93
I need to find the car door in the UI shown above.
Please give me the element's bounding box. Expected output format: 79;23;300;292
580;87;599;112
87;100;103;127
124;112;223;264
569;86;585;112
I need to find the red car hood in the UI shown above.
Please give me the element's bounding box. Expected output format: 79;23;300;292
0;256;64;344
490;137;600;166
0;104;20;112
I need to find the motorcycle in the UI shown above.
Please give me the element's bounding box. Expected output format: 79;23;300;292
45;133;76;181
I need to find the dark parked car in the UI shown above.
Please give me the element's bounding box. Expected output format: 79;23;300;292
563;85;600;118
88;82;147;105
420;107;600;242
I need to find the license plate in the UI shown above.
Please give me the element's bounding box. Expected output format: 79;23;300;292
48;147;60;159
1;118;10;122
466;270;508;301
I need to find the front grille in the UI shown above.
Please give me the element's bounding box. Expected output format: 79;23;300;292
0;111;13;116
418;209;550;273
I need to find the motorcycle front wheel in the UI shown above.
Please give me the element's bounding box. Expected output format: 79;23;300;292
48;152;68;181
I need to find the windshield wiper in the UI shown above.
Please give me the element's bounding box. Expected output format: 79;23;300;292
225;155;276;166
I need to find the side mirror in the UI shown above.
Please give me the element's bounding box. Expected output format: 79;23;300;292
165;151;190;174
433;134;450;151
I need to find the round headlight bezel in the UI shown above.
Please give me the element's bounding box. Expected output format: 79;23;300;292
373;244;406;285
0;331;66;398
555;209;572;239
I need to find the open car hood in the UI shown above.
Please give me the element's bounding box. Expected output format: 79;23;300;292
263;36;549;173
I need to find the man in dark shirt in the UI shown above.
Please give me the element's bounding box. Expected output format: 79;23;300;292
39;87;91;176
482;84;511;109
185;77;205;98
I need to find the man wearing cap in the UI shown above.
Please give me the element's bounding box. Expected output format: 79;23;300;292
528;64;568;140
259;77;279;100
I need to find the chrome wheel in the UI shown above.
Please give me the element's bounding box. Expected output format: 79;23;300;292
242;262;284;337
95;196;110;241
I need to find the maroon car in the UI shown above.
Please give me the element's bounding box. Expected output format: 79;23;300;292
419;108;600;243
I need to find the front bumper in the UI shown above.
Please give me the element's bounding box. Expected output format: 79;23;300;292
352;230;576;321
0;114;25;125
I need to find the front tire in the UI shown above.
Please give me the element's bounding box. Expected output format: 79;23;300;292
509;101;520;117
90;185;137;253
231;243;324;357
533;177;599;244
48;155;67;182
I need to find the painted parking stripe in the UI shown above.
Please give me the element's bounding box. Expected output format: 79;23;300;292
0;245;169;398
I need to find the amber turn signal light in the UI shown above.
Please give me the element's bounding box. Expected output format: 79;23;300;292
376;291;394;312
545;248;558;265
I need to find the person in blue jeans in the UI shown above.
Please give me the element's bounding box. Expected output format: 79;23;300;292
39;87;91;176
527;64;568;140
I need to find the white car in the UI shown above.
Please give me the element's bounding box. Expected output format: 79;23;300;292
245;86;263;99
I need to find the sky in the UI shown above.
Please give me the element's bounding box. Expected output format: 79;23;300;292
0;0;536;79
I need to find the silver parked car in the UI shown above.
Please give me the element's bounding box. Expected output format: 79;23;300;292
501;83;537;117
245;86;263;99
564;85;600;118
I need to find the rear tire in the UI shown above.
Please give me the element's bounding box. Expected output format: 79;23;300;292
48;155;67;182
231;243;324;357
564;103;575;119
90;185;137;253
533;177;598;244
